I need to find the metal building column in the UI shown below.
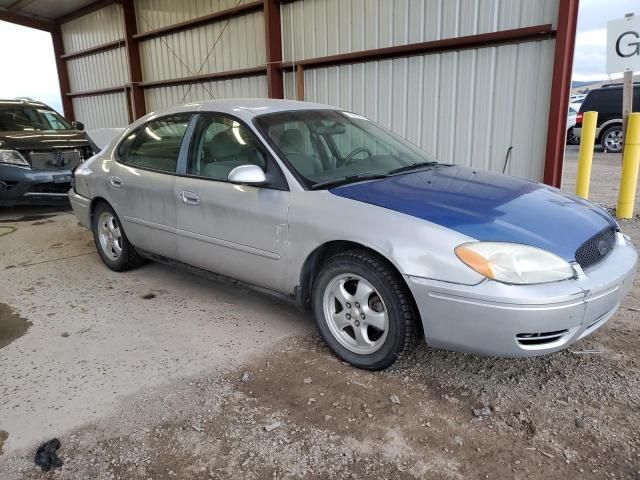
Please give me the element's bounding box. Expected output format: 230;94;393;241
264;0;284;99
543;0;580;187
51;27;75;121
121;0;146;119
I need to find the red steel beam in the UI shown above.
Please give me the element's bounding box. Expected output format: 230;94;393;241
280;24;555;70
67;86;129;98
65;67;268;98
121;0;146;119
0;10;54;31
264;0;284;99
543;0;579;187
138;66;267;89
60;39;125;60
132;1;264;41
51;27;74;121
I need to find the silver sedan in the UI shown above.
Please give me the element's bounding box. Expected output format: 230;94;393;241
69;99;637;370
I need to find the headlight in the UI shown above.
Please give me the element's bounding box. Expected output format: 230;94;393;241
455;242;575;285
0;149;29;168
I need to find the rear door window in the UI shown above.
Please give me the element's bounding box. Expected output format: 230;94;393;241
123;115;191;173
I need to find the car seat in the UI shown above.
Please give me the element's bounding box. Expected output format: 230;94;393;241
277;129;323;176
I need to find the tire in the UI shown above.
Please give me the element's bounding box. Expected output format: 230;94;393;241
601;125;623;153
311;250;419;370
92;202;143;272
566;127;579;145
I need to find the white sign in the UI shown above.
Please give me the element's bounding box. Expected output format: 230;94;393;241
607;15;640;74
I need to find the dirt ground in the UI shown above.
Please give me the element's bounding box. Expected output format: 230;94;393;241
1;149;639;479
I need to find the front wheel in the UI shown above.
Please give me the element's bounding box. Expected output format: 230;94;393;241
312;250;419;370
601;125;623;153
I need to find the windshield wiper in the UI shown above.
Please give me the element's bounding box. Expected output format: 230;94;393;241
387;161;440;175
310;173;389;190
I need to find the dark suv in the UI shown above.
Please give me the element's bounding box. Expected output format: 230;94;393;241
0;99;95;206
574;83;640;153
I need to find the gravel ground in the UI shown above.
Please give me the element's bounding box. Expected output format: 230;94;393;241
0;149;639;479
562;145;640;209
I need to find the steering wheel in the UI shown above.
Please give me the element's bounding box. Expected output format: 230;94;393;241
343;147;373;164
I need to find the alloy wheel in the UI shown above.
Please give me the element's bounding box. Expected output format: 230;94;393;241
322;273;389;355
97;211;123;261
604;128;623;152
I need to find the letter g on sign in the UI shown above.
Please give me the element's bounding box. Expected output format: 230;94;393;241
616;31;640;58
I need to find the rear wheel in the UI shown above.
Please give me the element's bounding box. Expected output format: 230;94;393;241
601;125;623;153
312;250;418;370
92;202;143;271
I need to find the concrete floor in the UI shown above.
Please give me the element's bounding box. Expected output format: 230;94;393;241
0;207;310;452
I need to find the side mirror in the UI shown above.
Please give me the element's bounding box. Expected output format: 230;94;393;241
72;121;85;131
227;164;267;185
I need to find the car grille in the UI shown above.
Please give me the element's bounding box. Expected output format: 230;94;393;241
21;148;89;171
28;182;72;194
575;227;616;269
516;329;570;347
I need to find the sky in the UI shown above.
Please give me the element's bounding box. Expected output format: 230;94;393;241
572;0;639;82
0;21;62;112
0;0;637;113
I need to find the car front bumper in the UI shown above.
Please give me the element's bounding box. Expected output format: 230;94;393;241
0;165;73;206
405;232;637;357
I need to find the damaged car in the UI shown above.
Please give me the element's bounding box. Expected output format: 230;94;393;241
69;99;637;370
0;98;95;206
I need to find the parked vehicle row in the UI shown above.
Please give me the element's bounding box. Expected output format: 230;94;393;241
574;83;640;153
67;99;637;369
566;102;581;145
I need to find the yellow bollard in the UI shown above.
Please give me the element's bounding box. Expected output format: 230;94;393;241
617;113;640;219
575;111;598;199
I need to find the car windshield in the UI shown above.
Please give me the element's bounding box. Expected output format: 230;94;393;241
0;106;73;131
254;110;440;188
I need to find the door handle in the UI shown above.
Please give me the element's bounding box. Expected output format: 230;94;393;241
179;190;200;206
109;176;123;188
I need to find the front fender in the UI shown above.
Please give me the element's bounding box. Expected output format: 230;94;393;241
285;191;484;292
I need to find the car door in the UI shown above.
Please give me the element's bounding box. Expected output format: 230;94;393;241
108;113;192;259
174;113;291;292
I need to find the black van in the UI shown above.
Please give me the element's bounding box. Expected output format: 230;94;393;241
574;83;640;153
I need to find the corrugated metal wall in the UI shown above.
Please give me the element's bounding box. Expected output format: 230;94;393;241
61;3;124;53
285;41;554;181
144;75;267;112
59;0;560;182
61;4;129;129
72;92;129;129
67;47;129;92
61;1;267;129
282;0;557;60
282;0;559;181
138;11;265;83
135;0;253;33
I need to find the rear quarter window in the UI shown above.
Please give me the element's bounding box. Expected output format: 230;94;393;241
581;89;622;114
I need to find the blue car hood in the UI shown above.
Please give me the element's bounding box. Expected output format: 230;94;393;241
330;166;617;262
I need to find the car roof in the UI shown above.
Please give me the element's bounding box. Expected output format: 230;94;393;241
146;98;340;123
0;99;50;108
